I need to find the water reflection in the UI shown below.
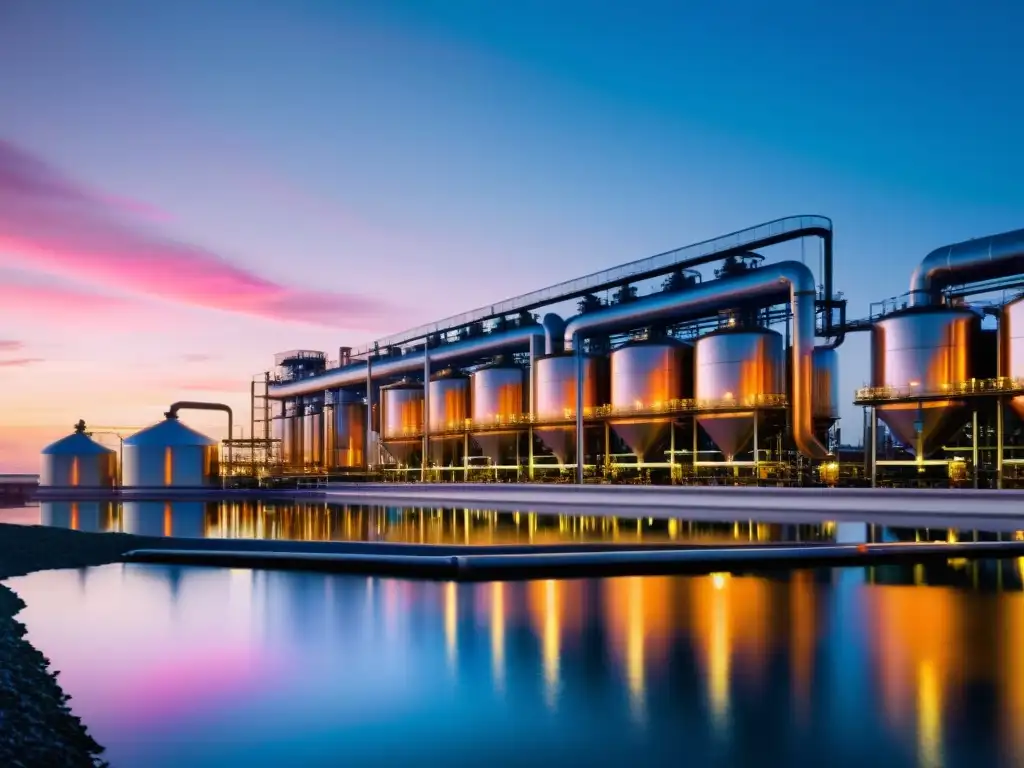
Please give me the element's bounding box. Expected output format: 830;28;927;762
11;561;1024;767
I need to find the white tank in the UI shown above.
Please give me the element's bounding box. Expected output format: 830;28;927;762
122;416;220;488
40;422;117;488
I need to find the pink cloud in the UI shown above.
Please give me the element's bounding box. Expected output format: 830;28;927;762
0;139;393;328
0;340;23;351
0;357;43;367
0;271;136;315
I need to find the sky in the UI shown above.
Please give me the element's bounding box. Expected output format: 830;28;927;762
1;0;1022;472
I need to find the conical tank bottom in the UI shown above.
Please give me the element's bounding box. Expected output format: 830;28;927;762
877;400;968;457
697;412;755;461
610;419;670;461
473;431;518;466
383;440;421;465
535;427;574;466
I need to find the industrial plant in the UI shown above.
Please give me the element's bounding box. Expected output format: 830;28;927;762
39;215;1024;490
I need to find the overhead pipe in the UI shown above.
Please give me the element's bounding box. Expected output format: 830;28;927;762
909;226;1024;307
267;324;553;400
165;401;234;480
562;261;830;481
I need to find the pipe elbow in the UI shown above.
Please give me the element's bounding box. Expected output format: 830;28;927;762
542;313;565;355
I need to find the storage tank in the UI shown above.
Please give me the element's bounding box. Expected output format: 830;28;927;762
121;500;210;538
122;416;220;488
470;363;525;466
40;422;117;488
303;401;325;468
281;399;303;469
326;390;366;469
871;307;976;456
534;353;606;466
40;501;116;532
428;369;470;466
695;328;785;461
812;346;840;422
381;379;424;465
608;339;692;460
1002;296;1024;418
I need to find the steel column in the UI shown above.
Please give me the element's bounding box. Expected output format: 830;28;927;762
870;406;877;488
997;397;1004;489
753;408;759;486
574;336;584;485
365;359;373;470
422;346;430;482
972;408;979;489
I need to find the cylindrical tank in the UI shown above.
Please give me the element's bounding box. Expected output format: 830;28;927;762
470;364;526;466
282;400;303;469
272;415;286;466
428;370;470;466
40;424;117;488
608;339;692;460
326;390;367;469
121;501;210;538
534;353;607;465
1001;296;1024;418
381;380;424;465
122;417;220;488
303;403;324;468
40;501;116;532
811;346;840;421
871;307;976;456
694;328;785;460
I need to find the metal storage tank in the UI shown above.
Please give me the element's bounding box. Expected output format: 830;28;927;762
1002;296;1024;418
326;390;366;468
40;422;117;488
122;416;221;488
303;401;325;468
470;363;525;466
695;328;785;461
281;399;303;469
428;369;470;465
811;346;840;422
608;339;692;460
381;379;424;465
40;501;116;532
534;353;606;466
871;307;976;456
121;500;210;538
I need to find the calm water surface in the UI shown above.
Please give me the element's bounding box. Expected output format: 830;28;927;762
9;559;1024;767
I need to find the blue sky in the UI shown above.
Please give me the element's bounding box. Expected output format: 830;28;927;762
1;0;1021;466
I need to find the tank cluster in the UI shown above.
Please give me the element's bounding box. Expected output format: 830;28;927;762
40;415;221;490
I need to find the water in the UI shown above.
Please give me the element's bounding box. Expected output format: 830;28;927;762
9;560;1024;767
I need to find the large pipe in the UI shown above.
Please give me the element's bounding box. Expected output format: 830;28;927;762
165;401;234;476
909;227;1024;307
563;260;829;461
267;324;552;400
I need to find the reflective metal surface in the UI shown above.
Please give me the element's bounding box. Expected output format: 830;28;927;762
811;345;840;421
1002;296;1024;418
121;501;210;538
303;405;324;468
608;340;692;459
40;430;117;489
695;329;784;460
429;371;470;432
382;381;424;465
281;400;303;469
563;261;827;459
122;418;220;487
39;501;117;533
910;226;1024;306
534;353;606;465
326;391;366;468
871;307;976;456
471;364;526;466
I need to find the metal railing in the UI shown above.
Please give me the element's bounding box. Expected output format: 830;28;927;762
854;377;1024;402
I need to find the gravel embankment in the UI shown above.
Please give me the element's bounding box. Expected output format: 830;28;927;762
0;524;144;767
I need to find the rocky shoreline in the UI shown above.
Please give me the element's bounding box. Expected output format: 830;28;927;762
0;524;145;767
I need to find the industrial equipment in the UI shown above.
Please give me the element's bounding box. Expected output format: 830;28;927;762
381;379;424;466
40;421;117;489
533;352;606;467
428;369;470;466
122;416;220;488
470;361;526;467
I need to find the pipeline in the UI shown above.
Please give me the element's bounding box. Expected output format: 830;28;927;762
268;325;550;400
562;260;830;468
909;226;1024;307
166;401;234;474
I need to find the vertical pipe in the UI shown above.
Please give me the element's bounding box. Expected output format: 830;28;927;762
250;379;257;479
997;397;1004;489
692;416;698;473
972;408;979;489
422;345;431;482
365;359;373;471
870;406;877;488
463;431;469;477
753;408;759;486
604;421;610;476
529;334;541;482
574;336;584;485
669;420;675;484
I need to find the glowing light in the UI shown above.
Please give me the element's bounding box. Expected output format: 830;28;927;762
164;446;173;486
491;583;505;692
70;456;79;487
444;581;458;670
626;577;646;724
917;660;943;768
542;579;561;709
712;572;729;590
